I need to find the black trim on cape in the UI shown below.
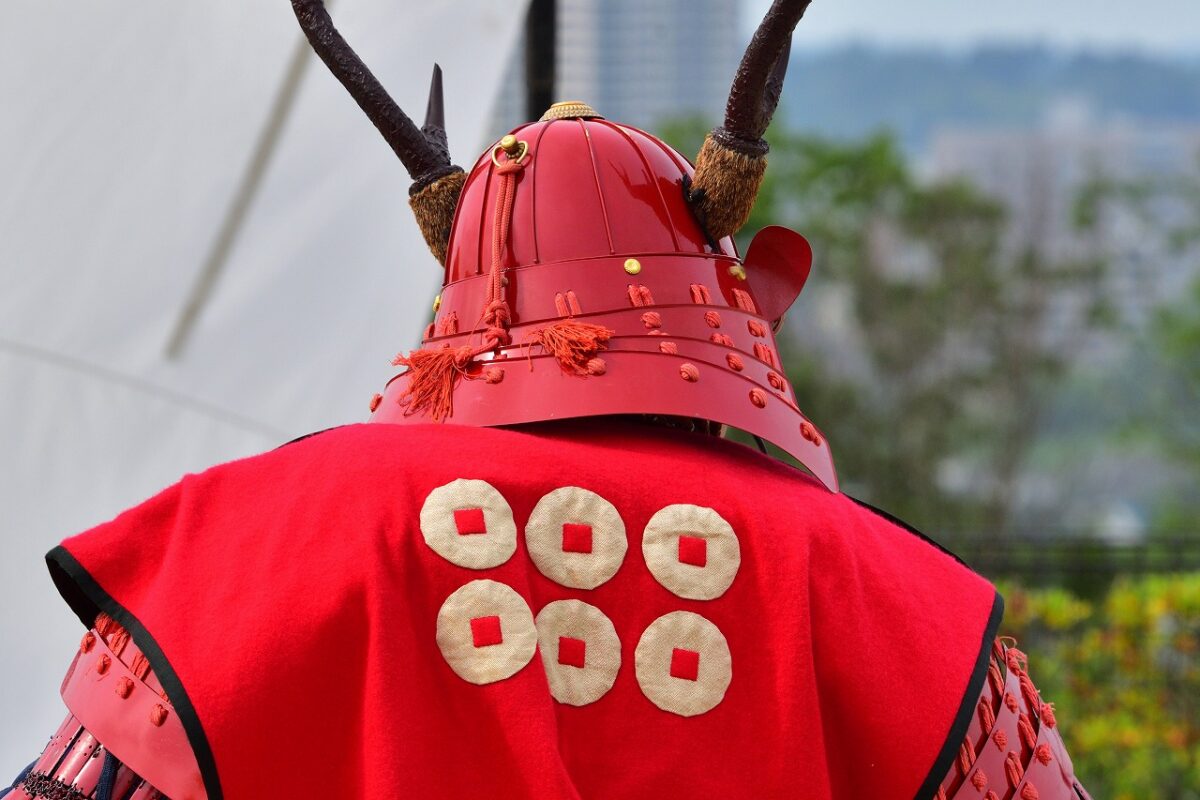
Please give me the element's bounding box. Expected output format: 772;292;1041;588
46;545;223;800
847;498;1006;799
912;591;1005;800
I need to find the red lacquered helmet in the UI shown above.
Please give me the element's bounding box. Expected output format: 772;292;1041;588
292;0;837;491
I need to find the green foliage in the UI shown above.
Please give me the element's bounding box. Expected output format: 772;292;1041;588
1149;277;1200;474
997;574;1200;798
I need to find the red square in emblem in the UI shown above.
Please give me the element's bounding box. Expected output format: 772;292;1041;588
670;648;700;681
561;523;594;554
558;636;587;668
470;615;503;648
678;535;708;567
454;508;487;536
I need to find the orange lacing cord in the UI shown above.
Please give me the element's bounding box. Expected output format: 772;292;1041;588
95;612;118;637
1005;750;1025;787
130;651;152;680
732;287;758;313
1017;713;1037;752
435;310;459;336
978;696;996;730
93;613;154;682
987;659;1004;697
628;284;655;307
957;734;976;775
554;291;583;317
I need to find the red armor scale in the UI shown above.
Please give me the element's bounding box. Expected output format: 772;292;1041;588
7;1;1093;799
7;615;200;800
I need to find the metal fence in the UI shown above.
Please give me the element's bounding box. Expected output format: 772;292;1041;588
942;533;1200;594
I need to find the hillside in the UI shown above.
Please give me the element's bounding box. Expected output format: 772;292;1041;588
782;44;1200;149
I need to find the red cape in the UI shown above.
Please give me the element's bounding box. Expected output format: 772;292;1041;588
49;422;1000;799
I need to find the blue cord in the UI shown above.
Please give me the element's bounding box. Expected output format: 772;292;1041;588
94;751;121;800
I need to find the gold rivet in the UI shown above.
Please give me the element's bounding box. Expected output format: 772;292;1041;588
432;294;441;312
499;134;520;154
728;265;747;281
624;258;642;275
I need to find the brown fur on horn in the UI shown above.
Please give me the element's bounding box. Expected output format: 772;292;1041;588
688;137;768;242
688;0;810;241
411;170;466;266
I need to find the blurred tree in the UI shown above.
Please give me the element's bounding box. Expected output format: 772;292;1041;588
1077;160;1200;532
1151;280;1200;474
999;575;1200;798
659;118;1109;538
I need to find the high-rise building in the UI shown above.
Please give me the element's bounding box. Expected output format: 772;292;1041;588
489;0;743;136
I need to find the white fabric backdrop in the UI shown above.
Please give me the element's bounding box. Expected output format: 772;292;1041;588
0;0;526;777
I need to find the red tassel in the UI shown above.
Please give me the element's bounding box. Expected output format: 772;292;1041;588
393;345;474;422
525;320;613;375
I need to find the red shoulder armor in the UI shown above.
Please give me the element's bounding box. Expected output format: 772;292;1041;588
11;615;206;800
935;639;1092;800
11;715;161;800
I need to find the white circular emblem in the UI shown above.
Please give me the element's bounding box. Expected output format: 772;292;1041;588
634;611;732;717
420;479;518;569
436;579;537;685
642;504;741;600
525;487;628;589
534;600;621;706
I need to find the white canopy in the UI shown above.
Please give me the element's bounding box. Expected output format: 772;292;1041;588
0;0;526;776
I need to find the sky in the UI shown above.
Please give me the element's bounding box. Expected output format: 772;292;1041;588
745;0;1200;54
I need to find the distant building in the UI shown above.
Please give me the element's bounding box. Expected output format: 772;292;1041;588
925;99;1200;329
488;0;743;136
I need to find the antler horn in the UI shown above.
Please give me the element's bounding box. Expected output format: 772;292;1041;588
687;0;812;241
291;0;465;265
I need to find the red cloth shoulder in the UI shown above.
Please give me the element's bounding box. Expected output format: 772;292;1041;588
48;422;1000;800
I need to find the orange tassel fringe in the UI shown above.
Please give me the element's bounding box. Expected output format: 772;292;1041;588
393;345;474;422
525;320;614;375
